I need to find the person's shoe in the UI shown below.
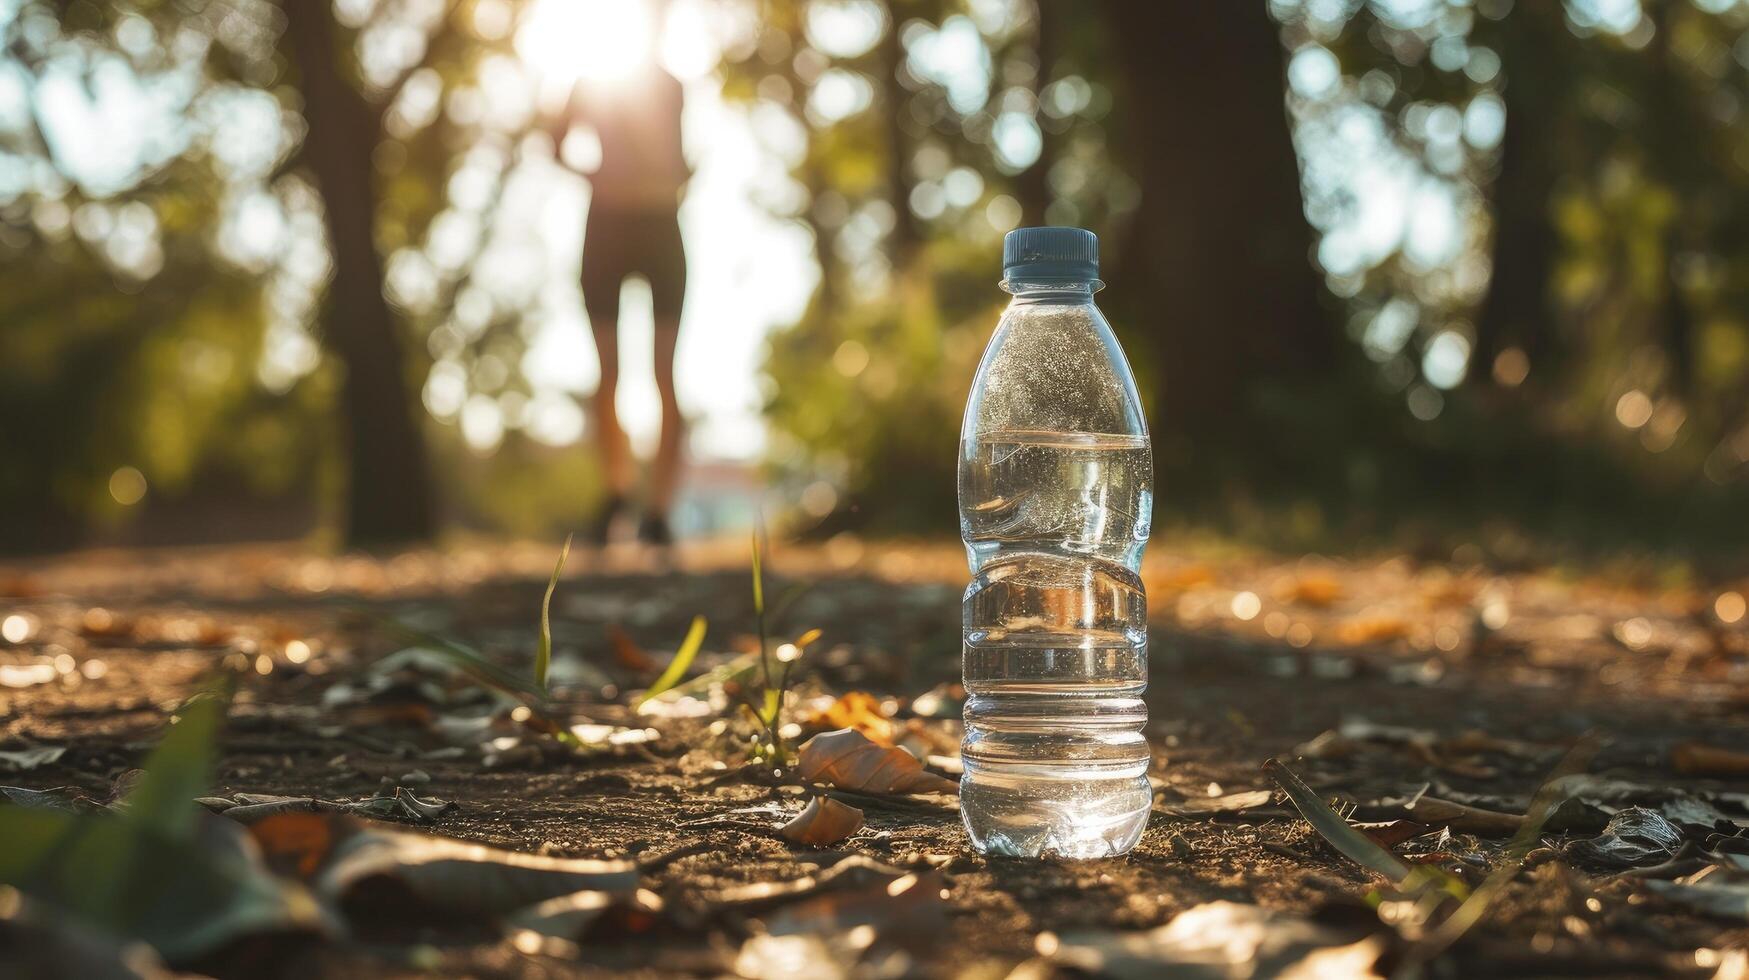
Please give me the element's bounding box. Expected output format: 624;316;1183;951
637;513;674;547
585;494;630;545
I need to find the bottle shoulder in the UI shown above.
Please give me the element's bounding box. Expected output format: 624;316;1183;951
962;300;1149;440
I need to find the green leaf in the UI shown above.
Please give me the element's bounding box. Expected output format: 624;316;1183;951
534;533;573;694
1263;758;1413;884
0;806;329;963
636;616;707;707
761;686;781;727
0;683;331;962
126;689;225;842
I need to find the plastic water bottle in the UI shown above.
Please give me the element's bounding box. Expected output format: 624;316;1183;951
958;227;1153;858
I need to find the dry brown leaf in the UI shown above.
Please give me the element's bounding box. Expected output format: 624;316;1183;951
250;813;639;916
803;691;895;745
608;626;657;673
252;811;338;878
797;729;957;795
1335;615;1411;646
1282;574;1343;608
780;795;864;846
1672;741;1749;776
1146;564;1214;597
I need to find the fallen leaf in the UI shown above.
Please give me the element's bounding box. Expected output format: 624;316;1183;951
508;886;666;942
1355;820;1437;849
0;785;93;812
0;888;177;979
1543;774;1744;833
803;691;895;746
1147;564;1214;596
735;863;949;977
1567;807;1683;868
1044;901;1386;980
608;625;656;673
1673;742;1749;777
0;743;65;772
1400;797;1524;837
797;729;957;795
1282;574;1343;608
780;796;864;846
1645;879;1749;922
1335;615;1411;646
733;934;845;980
0;697;330;966
1263;759;1412;883
704;855;912;908
1156;790;1274;817
252;814;640;919
251;811;337;877
206;784;458;822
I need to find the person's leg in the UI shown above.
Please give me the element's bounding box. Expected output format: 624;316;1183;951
587;304;635;501
582;209;635;538
644;211;688;538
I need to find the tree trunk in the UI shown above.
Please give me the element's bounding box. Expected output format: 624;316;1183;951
283;1;436;547
880;0;921;265
1646;0;1696;393
1101;0;1332;435
1014;0;1057;227
1473;2;1569;385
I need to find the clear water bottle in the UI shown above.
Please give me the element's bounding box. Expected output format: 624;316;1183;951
958;227;1153;858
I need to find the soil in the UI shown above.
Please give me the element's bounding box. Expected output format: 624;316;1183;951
2;537;1747;977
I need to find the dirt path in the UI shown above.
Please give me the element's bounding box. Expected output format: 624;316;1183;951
2;538;1747;977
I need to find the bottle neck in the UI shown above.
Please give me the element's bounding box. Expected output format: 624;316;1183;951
1002;278;1102;305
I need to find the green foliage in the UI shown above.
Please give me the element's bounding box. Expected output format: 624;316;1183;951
0;683;327;963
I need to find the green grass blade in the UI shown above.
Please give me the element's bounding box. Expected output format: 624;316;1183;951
1413;733;1602;958
637;616;707;707
535;533;573;694
377;619;548;703
1264;758;1413;883
749;526;764;616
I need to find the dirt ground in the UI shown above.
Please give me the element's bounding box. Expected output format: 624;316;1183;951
2;536;1748;977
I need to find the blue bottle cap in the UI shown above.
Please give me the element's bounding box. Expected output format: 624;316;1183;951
1002;226;1099;282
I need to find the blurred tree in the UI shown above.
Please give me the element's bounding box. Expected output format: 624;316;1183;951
0;0;574;549
747;0;1749;549
1101;0;1338;432
1470;0;1575;381
282;0;434;546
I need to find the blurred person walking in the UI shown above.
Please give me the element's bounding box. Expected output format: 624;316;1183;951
546;5;690;546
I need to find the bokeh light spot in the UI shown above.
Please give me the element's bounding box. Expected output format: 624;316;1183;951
1231;591;1262;621
1615;390;1653;429
1;615;30;644
108;466;147;506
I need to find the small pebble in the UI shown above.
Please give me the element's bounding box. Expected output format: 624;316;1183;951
401;769;431;786
1169;834;1194;859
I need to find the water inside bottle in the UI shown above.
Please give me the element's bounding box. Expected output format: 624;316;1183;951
959;429;1153;858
